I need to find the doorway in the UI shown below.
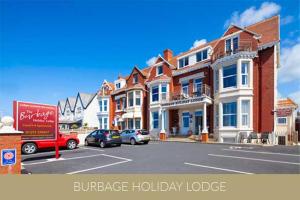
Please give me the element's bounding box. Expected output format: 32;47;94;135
194;110;203;135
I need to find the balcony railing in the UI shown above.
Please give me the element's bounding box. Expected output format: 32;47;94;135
161;84;211;107
213;39;254;61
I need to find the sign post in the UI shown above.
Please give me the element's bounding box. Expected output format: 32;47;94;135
13;101;59;159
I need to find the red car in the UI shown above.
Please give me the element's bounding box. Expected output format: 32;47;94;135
21;133;80;154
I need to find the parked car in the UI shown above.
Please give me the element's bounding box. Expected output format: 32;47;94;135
84;129;121;148
120;129;150;145
21;133;79;154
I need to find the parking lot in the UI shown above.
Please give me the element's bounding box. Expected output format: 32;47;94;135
22;142;300;174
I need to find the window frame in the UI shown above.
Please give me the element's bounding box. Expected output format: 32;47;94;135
178;56;189;68
128;91;134;107
152;86;159;102
135;91;141;106
161;84;167;101
241;100;250;127
223;64;237;88
152;112;159;129
241;61;249;87
156;65;163;76
277;117;287;125
225;36;239;55
133;73;138;84
222;102;237;127
182;112;190;128
181;82;189;96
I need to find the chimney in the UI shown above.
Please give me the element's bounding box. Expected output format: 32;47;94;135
163;49;173;61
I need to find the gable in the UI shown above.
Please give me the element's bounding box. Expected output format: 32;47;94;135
223;26;242;37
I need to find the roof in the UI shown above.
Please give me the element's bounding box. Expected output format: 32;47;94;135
277;98;298;108
78;93;96;108
126;83;145;91
246;15;279;46
58;99;66;113
67;97;77;111
146;74;171;83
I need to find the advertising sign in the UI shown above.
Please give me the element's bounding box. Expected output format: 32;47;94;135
1;149;16;166
13;101;58;141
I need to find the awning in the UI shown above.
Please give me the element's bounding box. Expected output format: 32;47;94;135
122;112;142;119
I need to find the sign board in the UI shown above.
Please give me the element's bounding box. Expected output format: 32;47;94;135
13;101;58;141
277;108;293;117
1;149;16;166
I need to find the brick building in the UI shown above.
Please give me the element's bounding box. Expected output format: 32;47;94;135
97;16;280;143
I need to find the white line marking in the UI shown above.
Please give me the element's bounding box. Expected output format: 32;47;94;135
223;149;300;157
22;149;79;157
22;154;104;166
184;162;253;174
66;160;131;174
101;154;132;161
79;147;105;152
208;154;300;165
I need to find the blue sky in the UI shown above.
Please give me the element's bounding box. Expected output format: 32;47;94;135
0;0;299;116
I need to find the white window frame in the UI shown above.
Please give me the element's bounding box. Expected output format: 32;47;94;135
241;61;249;87
161;84;167;101
222;64;237;89
178;56;189;68
152;111;159;129
277;117;287;125
151;86;159;103
193;78;202;93
133;74;138;84
241;100;250;127
181;81;189;96
128;91;134;107
156;65;163;76
135;91;141;106
225;35;239;55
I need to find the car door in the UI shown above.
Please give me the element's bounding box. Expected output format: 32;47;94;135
120;130;127;143
86;130;98;144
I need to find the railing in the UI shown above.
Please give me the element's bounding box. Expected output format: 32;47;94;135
161;84;211;104
213;39;253;61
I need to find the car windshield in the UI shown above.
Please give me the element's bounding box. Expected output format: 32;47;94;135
110;130;119;135
138;130;149;135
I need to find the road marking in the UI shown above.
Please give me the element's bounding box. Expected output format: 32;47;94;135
22;149;80;157
66;160;131;174
101;154;132;161
184;162;253;174
22;154;104;166
223;149;300;157
79;147;105;152
208;154;300;165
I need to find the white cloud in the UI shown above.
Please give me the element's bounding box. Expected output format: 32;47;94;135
146;56;157;66
281;15;294;25
190;39;207;49
224;2;281;28
289;90;300;106
279;41;300;83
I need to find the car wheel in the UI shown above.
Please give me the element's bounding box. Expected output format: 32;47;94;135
67;140;77;150
22;143;37;154
144;141;149;144
84;140;89;146
99;141;106;148
130;138;136;145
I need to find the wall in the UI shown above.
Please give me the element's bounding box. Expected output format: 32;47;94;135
83;96;100;128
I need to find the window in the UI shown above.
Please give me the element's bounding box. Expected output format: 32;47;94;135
179;57;189;68
161;84;167;101
152;112;159;129
194;78;202;95
157;66;163;76
241;100;250;127
116;82;121;89
215;70;219;93
152;86;159;102
182;112;190;128
103;117;108;129
196;49;208;62
181;82;189;96
128;92;134;107
223;64;237;88
277;117;287;125
116;99;121;110
241;61;249;86
128;119;134;129
133;74;138;84
99;118;103;128
99;100;102;112
135;91;141;106
223;102;237;127
122;97;126;109
103;99;107;111
225;37;238;54
135;118;141;129
215;105;219;128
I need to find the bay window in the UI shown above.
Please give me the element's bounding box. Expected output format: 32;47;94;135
223;102;237;127
241;61;249;86
135;91;141;106
161;84;167;101
135;118;141;129
223;64;237;88
128;92;134;107
103;99;107;111
122;97;126;109
215;70;219;93
99;100;103;112
116;99;121;110
152;86;159;102
241;100;250;127
152;112;159;129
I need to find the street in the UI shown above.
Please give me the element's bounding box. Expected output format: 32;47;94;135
21;142;300;174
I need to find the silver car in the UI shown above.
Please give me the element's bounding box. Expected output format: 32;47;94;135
120;129;150;145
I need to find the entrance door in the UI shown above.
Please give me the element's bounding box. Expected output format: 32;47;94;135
181;112;190;135
194;111;203;135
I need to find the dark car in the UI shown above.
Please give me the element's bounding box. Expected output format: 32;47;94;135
84;129;121;148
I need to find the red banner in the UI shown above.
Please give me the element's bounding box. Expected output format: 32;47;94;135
13;101;58;141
